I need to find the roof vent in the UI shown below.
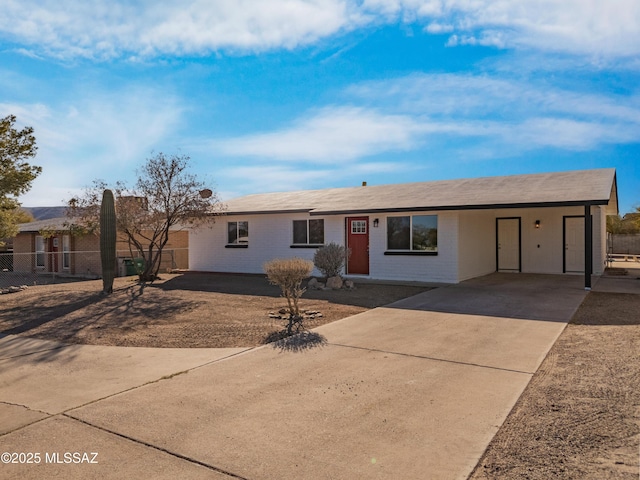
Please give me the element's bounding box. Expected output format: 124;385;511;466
362;181;367;187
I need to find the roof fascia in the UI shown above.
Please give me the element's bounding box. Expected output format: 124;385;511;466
221;209;313;216
309;199;613;216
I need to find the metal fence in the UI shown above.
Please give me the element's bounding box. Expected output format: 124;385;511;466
0;249;189;289
610;234;640;255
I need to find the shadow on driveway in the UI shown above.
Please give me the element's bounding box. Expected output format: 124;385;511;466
386;273;591;323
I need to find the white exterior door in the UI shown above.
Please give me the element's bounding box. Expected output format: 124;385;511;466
565;217;585;272
497;218;520;271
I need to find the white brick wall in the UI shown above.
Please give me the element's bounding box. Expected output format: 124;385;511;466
457;210;496;281
189;213;344;276
367;211;459;283
190;211;461;283
491;205;605;275
189;205;608;282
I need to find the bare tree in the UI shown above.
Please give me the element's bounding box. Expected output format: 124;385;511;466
69;152;223;281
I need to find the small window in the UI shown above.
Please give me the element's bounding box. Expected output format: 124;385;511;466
227;221;248;245
351;220;367;234
387;215;438;252
35;235;45;268
292;219;324;245
62;235;71;269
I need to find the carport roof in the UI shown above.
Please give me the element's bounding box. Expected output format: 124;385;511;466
223;168;618;216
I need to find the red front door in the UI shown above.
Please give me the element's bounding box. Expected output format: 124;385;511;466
346;217;369;275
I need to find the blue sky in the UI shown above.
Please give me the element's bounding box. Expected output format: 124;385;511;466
1;1;639;213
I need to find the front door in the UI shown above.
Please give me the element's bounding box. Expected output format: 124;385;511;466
346;217;369;275
48;236;59;273
497;218;521;272
564;216;585;273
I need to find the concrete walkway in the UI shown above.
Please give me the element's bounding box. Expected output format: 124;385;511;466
0;274;589;479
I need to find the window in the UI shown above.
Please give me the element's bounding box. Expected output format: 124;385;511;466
351;220;367;234
35;235;45;268
227;221;248;245
62;235;71;269
292;219;324;245
386;215;438;253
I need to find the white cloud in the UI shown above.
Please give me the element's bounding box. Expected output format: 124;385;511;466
224;73;640;163
0;0;357;60
365;0;640;58
350;73;640;125
1;89;183;205
425;22;453;34
511;117;639;150
218;161;409;198
1;0;638;59
216;107;426;162
209;72;640;169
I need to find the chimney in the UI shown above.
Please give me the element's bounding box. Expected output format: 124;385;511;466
362;181;367;187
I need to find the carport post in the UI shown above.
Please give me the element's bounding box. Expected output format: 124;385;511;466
584;203;592;290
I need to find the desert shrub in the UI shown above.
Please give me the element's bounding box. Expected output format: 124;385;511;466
264;257;314;335
313;242;349;278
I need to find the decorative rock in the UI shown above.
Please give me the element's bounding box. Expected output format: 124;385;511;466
344;280;355;290
326;276;343;290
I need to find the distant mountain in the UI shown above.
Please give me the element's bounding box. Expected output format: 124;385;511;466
22;206;69;221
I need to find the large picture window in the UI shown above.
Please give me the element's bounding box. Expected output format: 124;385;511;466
227;221;248;245
292;219;324;245
387;215;438;252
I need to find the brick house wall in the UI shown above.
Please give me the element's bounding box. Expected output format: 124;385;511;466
12;230;188;277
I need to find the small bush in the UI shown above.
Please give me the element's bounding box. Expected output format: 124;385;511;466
264;258;314;335
313;242;349;278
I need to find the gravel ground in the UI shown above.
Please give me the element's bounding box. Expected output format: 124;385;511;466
0;272;430;348
470;291;640;480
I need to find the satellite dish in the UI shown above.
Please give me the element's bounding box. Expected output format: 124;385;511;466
199;189;213;199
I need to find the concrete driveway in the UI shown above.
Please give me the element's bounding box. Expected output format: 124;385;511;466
0;273;588;479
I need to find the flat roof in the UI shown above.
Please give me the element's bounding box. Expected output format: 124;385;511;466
223;168;618;216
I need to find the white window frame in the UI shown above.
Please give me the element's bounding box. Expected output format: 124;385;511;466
351;220;367;234
62;235;71;270
35;235;45;268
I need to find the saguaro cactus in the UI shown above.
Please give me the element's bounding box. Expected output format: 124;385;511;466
100;189;117;294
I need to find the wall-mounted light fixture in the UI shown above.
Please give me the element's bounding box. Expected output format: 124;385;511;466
535;219;541;229
373;218;379;228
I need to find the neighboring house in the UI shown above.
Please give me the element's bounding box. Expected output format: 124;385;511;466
189;168;618;289
13;218;189;277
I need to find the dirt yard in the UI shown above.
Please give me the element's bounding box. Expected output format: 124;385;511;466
0;272;430;348
470;291;640;480
2;273;638;477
